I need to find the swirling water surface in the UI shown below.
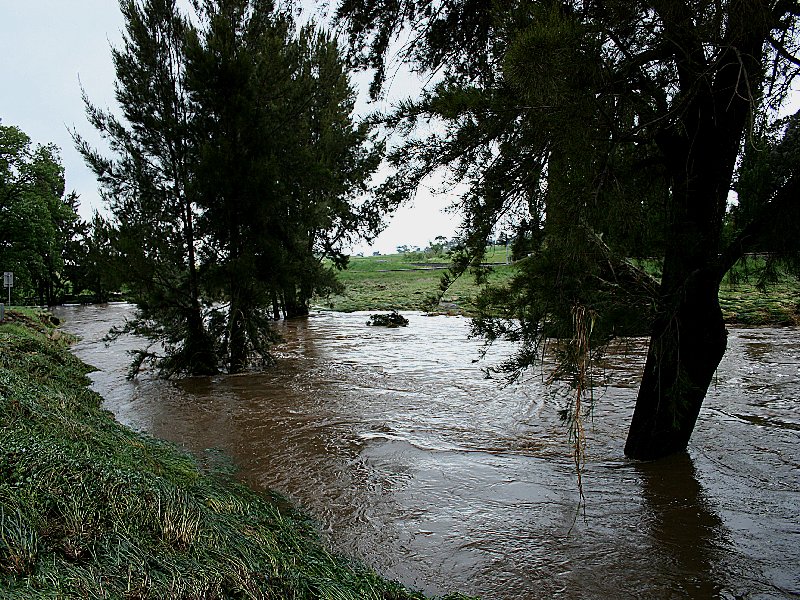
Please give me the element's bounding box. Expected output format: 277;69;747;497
53;303;800;599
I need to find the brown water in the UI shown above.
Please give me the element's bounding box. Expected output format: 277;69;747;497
54;303;800;599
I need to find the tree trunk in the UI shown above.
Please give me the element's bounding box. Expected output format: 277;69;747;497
282;285;309;319
624;269;727;459
228;293;248;374
624;5;767;460
271;290;281;321
184;304;217;375
182;195;217;375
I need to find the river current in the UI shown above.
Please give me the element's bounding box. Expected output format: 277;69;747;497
53;303;799;599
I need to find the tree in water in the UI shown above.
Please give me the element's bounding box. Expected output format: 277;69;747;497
78;0;383;375
335;0;800;460
186;0;384;372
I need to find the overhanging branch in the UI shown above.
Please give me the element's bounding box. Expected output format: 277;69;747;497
768;34;800;68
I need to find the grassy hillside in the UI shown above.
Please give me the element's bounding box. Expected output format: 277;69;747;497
320;251;799;325
321;249;514;314
0;309;471;599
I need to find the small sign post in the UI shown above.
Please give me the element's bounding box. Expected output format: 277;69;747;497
3;271;12;305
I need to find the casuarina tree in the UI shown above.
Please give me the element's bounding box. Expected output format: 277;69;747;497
185;0;384;372
78;0;384;375
335;0;800;460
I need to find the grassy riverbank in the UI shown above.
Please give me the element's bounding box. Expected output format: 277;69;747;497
320;252;800;325
0;309;470;599
321;248;513;314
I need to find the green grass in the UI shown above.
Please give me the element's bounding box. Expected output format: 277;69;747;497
320;252;799;326
719;277;800;325
0;310;473;599
321;249;514;314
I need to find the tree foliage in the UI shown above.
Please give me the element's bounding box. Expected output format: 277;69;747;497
0;123;83;306
76;0;384;375
336;0;800;459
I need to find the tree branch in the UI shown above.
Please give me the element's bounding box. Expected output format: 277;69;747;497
768;33;800;67
717;171;800;277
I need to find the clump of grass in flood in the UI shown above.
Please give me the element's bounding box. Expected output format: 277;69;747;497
0;310;474;599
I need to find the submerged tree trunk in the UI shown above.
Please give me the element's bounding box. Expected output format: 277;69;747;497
227;220;248;373
228;281;249;374
624;22;769;459
624;118;734;460
282;286;310;319
271;290;282;321
183;192;218;375
624;6;767;460
625;270;727;459
624;117;732;458
185;303;217;375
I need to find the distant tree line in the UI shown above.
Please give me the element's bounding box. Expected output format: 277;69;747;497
0;123;117;307
396;235;455;259
74;0;384;376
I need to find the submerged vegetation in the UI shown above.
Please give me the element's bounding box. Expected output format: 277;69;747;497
0;309;471;599
366;311;410;328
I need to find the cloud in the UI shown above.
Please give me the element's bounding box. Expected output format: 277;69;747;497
0;0;123;220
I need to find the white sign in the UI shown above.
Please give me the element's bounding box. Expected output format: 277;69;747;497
3;272;12;288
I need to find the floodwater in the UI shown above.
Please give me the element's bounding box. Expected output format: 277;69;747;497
53;303;800;599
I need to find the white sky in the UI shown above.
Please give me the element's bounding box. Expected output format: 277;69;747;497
0;1;461;256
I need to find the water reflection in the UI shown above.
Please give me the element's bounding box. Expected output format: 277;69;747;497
636;453;727;599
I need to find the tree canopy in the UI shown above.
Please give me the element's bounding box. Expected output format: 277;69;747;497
335;0;800;460
76;0;384;376
0;123;83;306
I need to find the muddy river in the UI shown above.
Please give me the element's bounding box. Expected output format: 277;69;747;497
53;303;799;599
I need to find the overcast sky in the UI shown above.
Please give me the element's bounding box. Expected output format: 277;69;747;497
0;1;460;255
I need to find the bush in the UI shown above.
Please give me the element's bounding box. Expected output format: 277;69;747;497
366;311;410;327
